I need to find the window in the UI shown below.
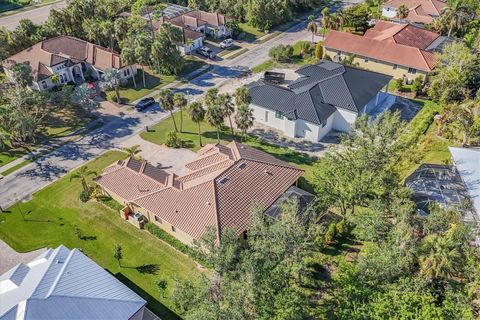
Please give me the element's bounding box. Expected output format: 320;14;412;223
123;70;127;77
155;216;162;224
275;111;284;119
41;81;48;89
393;64;398;70
364;58;368;62
171;226;176;232
265;111;269;122
408;68;417;74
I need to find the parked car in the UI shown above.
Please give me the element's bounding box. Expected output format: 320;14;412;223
220;38;234;49
197;46;216;59
135;97;155;111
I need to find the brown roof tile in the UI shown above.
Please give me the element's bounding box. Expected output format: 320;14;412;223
96;142;303;241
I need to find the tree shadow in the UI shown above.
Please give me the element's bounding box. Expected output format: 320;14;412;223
135;263;160;275
113;272;181;320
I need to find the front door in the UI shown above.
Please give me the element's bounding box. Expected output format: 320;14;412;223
265;111;269;123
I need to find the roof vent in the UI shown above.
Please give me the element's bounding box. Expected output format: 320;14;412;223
56;259;63;264
264;170;273;176
238;162;246;169
137;185;150;192
219;177;229;184
206;201;211;206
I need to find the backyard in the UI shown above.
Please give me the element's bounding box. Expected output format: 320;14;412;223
0;151;200;320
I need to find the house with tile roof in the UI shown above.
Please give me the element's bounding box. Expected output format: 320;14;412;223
0;245;147;320
246;60;392;142
323;21;451;81
1;36;136;91
94;141;310;245
382;0;447;25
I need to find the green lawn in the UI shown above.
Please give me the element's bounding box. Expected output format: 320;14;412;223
0;151;200;319
140;112;318;192
238;22;265;42
251;60;281;73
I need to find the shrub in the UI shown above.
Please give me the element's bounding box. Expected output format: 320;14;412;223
299;41;311;57
18;0;31;5
100;197;124;211
165;131;185;148
394;78;404;92
73;225;82;239
79;190;91;202
315;42;324;60
145;222;210;267
105;90;117;102
412;76;424;97
268;44;294;63
336;219;347;236
324;222;337;244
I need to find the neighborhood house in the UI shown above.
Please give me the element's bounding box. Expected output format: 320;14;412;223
323;21;451;81
94;141;312;245
0;245;147;320
382;0;447;25
1;36;136;91
246;60;392;142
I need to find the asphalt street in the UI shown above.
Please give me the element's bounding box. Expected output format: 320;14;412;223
0;1;66;30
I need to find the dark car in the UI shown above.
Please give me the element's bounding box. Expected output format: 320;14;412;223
197;46;216;59
135;97;155;111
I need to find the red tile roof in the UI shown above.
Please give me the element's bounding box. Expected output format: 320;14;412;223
324;21;440;72
384;0;446;24
2;36;124;81
95;142;304;240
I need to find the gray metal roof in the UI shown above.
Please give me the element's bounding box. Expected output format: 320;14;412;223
249;61;392;124
0;245;146;320
265;186;316;220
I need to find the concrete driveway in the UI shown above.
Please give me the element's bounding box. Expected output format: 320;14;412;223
0;239;46;274
119;135;197;175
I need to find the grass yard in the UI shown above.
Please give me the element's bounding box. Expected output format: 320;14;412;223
0;151;200;320
251;60;281;73
140;112;318;192
0;105;92;168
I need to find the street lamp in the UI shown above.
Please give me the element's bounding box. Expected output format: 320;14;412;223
14;193;26;221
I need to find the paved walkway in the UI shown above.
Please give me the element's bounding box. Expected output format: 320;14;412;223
0;239;46;273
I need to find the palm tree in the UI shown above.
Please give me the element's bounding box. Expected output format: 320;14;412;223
342;54;359;67
206;104;224;143
70;166;97;193
173;93;188;133
100;68;122;104
121;40;137;89
234;86;251;106
122;145;141;158
204;88;219;108
158;89;178;132
321;7;330;38
185;38;194;55
419;233;463;281
134;32;151;88
396;4;409;19
235;104;254;141
440;1;471;37
188;101;206;147
307;15;317;43
218;93;235;135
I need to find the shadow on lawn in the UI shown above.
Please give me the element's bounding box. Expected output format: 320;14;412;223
114;272;181;320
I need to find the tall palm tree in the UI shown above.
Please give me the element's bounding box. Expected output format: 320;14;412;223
396;4;409;19
204;88;219;108
100;68;123;104
120;40;137;89
321;7;330;38
235;104;254;141
122;145;141;158
188;101;206;147
234;86;251;106
134;32;151;88
206;104;224;143
307;15;317;43
419;233;463;281
70;166;97;193
173;93;188;133
440;1;471;37
217;93;235;135
158;89;178;132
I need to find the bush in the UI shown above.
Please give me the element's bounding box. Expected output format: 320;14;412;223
145;223;210;267
79;190;91;202
165;131;185;148
324;222;337;244
105;90;117;102
18;0;31;5
268;44;294;63
299;41;311;57
100;197;124;211
394;78;404;92
315;42;324;60
412;76;424;97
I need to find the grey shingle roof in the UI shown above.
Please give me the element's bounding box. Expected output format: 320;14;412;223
0;245;146;320
248;60;392;124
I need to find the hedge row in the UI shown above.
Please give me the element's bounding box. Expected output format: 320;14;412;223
99;196;124;211
144;222;210;268
402;100;443;145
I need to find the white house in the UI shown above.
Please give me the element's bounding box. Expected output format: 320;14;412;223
382;0;447;25
2;36;136;91
247;61;393;142
0;245;147;320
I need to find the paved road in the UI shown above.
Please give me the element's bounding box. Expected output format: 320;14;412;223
0;15;312;209
0;1;66;30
